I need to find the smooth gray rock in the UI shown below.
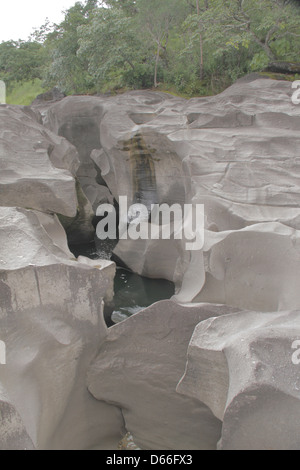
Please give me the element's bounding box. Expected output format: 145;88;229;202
0;207;123;450
0;105;80;217
88;301;238;450
43;80;300;315
12;80;298;451
0;104;96;242
57;179;96;245
186;222;300;312
31;87;66;107
178;310;300;450
44;96;114;211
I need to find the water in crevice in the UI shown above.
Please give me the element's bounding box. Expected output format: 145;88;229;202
70;239;175;326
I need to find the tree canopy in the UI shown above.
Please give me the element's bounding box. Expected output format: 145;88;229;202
1;0;299;97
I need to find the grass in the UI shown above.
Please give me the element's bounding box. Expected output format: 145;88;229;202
6;79;45;106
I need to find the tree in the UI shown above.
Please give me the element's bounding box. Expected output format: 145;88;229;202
135;0;188;87
0;40;45;87
3;0;299;99
78;7;151;89
44;1;98;93
195;0;210;80
182;0;300;90
105;0;138;15
200;0;300;62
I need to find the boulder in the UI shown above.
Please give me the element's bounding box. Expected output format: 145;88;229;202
43;80;300;315
0;207;123;450
1;76;299;451
178;310;300;450
31;87;66;107
87;301;239;450
0;104;95;243
0;104;79;217
178;222;300;312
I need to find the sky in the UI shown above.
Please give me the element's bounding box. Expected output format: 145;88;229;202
0;0;78;42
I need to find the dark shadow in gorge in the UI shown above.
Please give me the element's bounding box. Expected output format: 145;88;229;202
70;240;175;328
64;126;176;327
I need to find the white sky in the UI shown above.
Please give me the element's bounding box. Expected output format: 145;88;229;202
0;0;78;42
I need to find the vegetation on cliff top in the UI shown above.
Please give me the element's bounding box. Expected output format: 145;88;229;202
1;0;300;103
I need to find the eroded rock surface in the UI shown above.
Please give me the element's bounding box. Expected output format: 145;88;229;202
0;105;79;217
43;80;300;313
178;310;300;450
88;301;239;450
0;207;123;450
1;77;299;450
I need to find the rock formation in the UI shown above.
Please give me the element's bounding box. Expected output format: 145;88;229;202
0;207;123;450
0;77;299;450
177;310;300;450
87;301;239;450
0;104;95;243
43;80;300;310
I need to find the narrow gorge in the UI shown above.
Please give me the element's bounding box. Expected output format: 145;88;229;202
0;77;300;450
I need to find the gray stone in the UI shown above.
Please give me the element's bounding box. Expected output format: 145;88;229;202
88;301;238;450
0;388;35;450
0;105;79;217
178;310;300;450
0;207;123;450
43;80;300;315
188;222;300;312
44;96;113;212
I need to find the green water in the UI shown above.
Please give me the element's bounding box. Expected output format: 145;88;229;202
70;240;175;325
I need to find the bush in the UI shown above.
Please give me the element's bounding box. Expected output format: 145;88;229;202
122;64;157;89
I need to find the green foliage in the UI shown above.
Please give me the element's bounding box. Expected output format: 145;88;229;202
77;8;146;89
42;1;98;93
0;40;46;89
1;0;299;101
123;64;157;89
6;79;44;105
250;51;269;71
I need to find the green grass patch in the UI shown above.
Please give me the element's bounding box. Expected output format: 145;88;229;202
6;79;45;106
